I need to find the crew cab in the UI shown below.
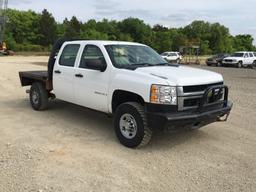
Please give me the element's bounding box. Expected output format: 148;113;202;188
19;40;233;148
222;51;256;68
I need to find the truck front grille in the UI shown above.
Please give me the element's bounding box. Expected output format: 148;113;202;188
224;59;233;63
177;82;224;111
183;82;223;93
183;98;200;107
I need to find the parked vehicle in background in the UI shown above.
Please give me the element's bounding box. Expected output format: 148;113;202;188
222;51;256;68
161;52;182;63
206;54;230;67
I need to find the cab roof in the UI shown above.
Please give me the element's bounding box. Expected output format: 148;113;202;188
65;40;145;46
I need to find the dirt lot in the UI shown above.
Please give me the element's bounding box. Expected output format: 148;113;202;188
0;56;256;192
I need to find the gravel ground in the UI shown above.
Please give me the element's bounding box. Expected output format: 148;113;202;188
0;56;256;192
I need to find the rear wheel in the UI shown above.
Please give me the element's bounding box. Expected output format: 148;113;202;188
29;82;49;111
252;61;256;69
114;102;152;148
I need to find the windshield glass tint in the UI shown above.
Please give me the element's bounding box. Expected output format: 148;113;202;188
105;45;166;68
232;53;244;57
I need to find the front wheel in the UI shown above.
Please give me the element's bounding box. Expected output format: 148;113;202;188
114;102;152;148
237;61;242;68
29;82;49;111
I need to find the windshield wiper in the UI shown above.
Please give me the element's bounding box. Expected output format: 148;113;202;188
132;63;156;67
118;62;179;70
155;63;179;67
118;63;154;70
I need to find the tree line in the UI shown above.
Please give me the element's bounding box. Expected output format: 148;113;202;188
4;9;256;54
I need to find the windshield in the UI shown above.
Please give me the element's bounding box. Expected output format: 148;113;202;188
161;52;169;56
169;53;177;56
231;53;244;57
105;45;168;69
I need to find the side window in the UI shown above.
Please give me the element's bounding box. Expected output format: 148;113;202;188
79;45;106;69
244;53;249;58
249;53;254;57
59;44;80;67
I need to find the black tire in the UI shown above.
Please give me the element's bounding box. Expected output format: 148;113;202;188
252;61;256;69
237;61;242;68
29;82;49;111
114;102;152;148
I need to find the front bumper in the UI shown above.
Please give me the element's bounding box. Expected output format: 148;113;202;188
222;62;238;65
146;85;233;130
206;60;217;65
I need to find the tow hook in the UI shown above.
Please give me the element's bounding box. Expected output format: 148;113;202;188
218;113;230;122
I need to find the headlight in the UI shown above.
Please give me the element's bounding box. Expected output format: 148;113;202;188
150;85;177;105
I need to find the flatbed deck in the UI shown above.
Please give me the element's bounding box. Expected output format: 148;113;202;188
19;71;52;90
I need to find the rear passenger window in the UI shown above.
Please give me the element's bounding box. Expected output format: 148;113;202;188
249;53;254;57
59;44;80;67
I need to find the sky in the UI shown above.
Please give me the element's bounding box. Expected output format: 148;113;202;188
8;0;256;44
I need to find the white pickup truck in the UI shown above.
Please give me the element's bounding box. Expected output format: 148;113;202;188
19;40;233;148
222;51;256;68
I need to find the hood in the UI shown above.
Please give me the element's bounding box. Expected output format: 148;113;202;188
224;56;241;60
135;66;223;86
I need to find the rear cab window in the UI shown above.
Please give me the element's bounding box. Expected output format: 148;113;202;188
59;44;80;67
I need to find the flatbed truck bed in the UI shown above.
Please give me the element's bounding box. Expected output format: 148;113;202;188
19;71;52;90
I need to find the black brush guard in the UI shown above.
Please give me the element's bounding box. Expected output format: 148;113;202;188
146;85;233;130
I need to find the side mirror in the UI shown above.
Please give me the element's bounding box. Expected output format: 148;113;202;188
86;58;107;72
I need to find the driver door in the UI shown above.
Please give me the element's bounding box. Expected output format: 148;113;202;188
74;44;110;113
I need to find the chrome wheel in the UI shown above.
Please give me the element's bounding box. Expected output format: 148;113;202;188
119;114;137;139
32;90;39;105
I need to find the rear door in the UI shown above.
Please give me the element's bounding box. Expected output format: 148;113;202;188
248;52;254;65
243;53;250;65
74;44;110;113
53;43;81;103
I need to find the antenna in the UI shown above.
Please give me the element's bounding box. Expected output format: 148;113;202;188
0;0;8;42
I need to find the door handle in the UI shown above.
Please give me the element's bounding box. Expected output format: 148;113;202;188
75;74;84;78
54;70;61;74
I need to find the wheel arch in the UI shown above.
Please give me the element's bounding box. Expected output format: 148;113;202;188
111;90;145;113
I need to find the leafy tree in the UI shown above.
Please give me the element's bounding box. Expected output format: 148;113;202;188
3;9;256;53
64;16;82;39
233;35;255;51
153;31;172;53
118;18;153;45
39;9;57;46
